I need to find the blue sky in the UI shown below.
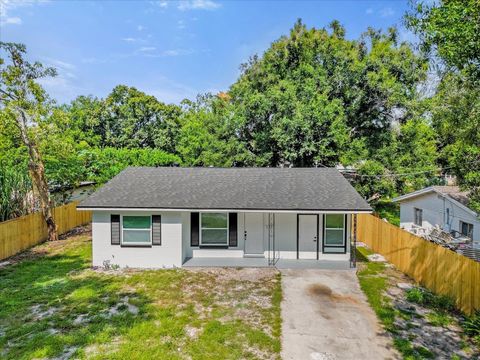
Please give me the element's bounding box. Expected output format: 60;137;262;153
1;0;412;105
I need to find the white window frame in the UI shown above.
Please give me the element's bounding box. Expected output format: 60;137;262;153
324;214;345;247
121;215;152;246
200;212;229;246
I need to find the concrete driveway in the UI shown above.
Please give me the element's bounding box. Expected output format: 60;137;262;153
281;269;398;360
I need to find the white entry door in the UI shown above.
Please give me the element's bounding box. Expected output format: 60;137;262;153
298;215;318;259
244;213;265;256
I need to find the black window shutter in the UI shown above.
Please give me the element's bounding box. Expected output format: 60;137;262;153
111;214;120;245
191;212;199;246
229;213;238;247
152;215;161;245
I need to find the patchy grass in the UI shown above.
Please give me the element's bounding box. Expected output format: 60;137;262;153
356;249;479;359
0;226;281;359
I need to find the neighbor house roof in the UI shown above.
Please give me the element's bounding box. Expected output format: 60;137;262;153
78;167;372;212
393;186;476;216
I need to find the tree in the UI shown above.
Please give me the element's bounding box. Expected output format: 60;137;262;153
229;20;428;167
176;94;251;166
100;85;182;151
406;0;480;211
0;42;59;240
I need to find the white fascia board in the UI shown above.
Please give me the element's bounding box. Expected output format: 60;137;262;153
78;207;372;214
393;187;477;217
392;187;434;203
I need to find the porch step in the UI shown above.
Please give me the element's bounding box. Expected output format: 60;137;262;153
244;254;265;258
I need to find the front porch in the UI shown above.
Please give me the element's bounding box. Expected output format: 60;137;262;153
182;257;352;270
184;211;360;268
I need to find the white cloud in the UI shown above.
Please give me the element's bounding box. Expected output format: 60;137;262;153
177;19;186;29
2;16;22;24
177;0;221;11
379;7;395;18
122;37;147;43
137;24;145;31
42;57;76;70
148;0;168;8
365;8;373;15
138;46;157;52
0;0;49;25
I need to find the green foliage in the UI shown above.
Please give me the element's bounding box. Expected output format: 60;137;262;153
80;147;181;184
373;200;400;226
405;0;480;77
405;287;455;313
229;20;428;168
0;165;31;221
407;0;480;211
462;311;480;340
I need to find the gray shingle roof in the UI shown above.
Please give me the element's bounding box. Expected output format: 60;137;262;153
78;167;371;211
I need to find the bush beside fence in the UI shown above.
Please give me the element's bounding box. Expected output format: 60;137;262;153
0;201;92;261
357;213;480;315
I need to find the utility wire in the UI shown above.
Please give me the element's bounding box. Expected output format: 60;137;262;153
345;166;454;178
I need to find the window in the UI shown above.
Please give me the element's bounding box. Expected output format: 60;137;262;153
122;216;151;245
200;213;228;246
324;214;345;246
414;208;423;226
460;221;474;239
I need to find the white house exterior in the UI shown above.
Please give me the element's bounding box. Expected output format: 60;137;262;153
78;167;372;268
394;186;480;248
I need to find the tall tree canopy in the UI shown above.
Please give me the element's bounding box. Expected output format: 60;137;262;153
406;0;480;211
229;20;428;169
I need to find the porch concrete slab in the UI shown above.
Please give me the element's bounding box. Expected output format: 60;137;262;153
182;257;269;267
275;259;351;270
183;257;352;269
281;269;398;360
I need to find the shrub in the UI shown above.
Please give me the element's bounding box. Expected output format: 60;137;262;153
463;311;480;338
406;287;424;304
405;287;455;312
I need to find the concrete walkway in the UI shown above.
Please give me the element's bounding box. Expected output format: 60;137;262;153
281;269;398;360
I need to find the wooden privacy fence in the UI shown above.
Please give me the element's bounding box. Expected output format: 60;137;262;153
357;214;480;315
0;201;92;261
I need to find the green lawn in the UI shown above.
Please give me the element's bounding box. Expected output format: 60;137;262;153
0;227;281;359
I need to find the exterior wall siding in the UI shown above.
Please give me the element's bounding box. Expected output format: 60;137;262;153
92;211;183;268
399;193;480;244
91;211;353;268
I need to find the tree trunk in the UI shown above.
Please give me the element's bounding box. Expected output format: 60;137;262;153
16;109;58;241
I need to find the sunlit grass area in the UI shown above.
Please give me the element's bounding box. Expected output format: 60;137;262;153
0;227;281;359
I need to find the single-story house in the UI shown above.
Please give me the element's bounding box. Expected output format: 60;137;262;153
78;167;372;268
393;186;479;248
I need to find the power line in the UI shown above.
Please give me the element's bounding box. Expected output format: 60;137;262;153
344;166;454;178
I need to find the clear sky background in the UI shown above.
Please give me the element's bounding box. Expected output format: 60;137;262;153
1;0;413;105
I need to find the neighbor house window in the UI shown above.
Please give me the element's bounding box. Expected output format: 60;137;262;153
460;221;474;239
324;214;345;246
200;213;228;246
414;208;423;226
122;216;152;245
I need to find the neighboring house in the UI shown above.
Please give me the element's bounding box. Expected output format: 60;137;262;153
393;186;480;248
78;167;371;268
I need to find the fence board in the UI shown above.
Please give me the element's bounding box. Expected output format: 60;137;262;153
357;214;480;315
0;201;92;261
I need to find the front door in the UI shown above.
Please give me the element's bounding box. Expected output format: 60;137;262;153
298;215;318;259
244;213;265;256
